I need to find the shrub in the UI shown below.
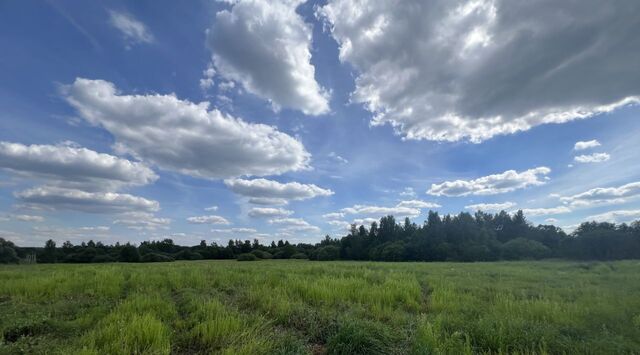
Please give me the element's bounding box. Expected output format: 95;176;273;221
327;319;392;355
173;249;203;260
141;253;174;263
251;250;273;259
315;246;340;261
237;253;258;261
0;238;19;264
119;244;141;263
290;253;308;259
502;238;550;260
91;255;116;263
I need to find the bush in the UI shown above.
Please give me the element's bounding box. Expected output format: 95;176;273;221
173;249;203;260
91;254;116;263
327;319;392;355
65;248;98;263
315;246;340;261
0;238;19;264
141;253;174;263
251;250;273;259
502;238;550;260
290;252;308;259
237;253;258;261
119;244;140;263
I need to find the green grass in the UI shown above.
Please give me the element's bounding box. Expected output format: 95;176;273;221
1;260;639;354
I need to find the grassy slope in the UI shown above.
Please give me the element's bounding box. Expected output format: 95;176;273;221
1;260;639;354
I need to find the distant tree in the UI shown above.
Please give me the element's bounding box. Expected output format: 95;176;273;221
119;244;140;262
502;238;549;260
40;239;58;263
0;238;19;264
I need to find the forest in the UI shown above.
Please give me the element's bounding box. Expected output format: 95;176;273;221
2;210;640;264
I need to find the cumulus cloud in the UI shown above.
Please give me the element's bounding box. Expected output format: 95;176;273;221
12;214;45;222
574;152;610;163
520;206;571;216
340;204;421;218
352;217;378;226
211;228;258;234
248;207;293;218
114;212;170;231
248;197;289;206
465;201;516;212
64;78;310;179
15;186;159;213
396;200;441;209
269;217;321;233
399;187;416;198
319;0;640;142
322;212;345;220
560;181;640;208
0;141;156;190
207;0;329;115
187;215;231;225
108;10;154;46
574;140;601;151
428;167;550;196
586;209;640;224
225;178;333;202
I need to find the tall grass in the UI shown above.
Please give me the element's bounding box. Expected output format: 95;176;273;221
1;260;639;354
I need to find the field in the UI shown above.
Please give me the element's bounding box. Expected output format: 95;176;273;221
1;260;640;354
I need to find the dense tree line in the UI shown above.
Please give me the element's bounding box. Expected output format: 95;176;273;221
1;210;640;264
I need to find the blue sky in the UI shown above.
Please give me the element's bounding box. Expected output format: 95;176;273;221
1;0;640;246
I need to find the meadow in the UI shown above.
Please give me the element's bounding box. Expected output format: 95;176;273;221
1;260;639;354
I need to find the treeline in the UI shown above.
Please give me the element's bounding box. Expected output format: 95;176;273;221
1;210;639;264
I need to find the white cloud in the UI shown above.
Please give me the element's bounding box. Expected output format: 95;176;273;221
16;186;159;213
200;66;216;91
322;212;345;220
248;207;293;218
0;141;157;191
396;200;441;209
187;215;230;225
269;217;310;227
520;206;571;216
544;218;559;224
428;167;550;196
399;187;416;198
204;206;218;211
211;227;257;234
12;214;44;222
353;217;378;226
225;178;333;201
248;197;289;206
108;10;154;46
319;0;640;142
64;78;310;179
574;140;601;151
465;202;516;212
269;217;321;233
328;152;348;164
327;220;349;227
574;152;610;163
560;181;640;208
586;209;640;224
207;0;329;115
114;212;170;231
340;204;420;218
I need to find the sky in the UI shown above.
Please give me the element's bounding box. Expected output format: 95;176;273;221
1;0;640;247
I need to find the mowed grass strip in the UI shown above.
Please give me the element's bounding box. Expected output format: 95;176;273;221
1;260;639;354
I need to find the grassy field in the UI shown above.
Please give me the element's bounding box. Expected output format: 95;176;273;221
1;260;639;354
